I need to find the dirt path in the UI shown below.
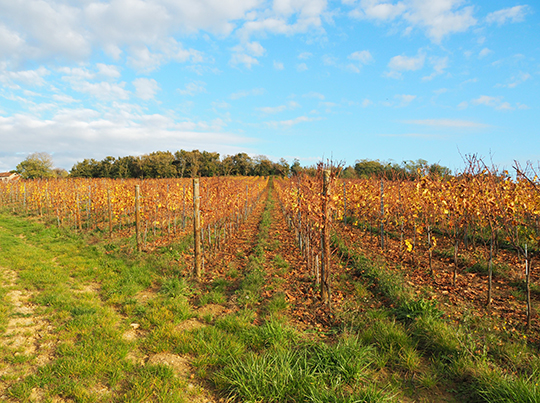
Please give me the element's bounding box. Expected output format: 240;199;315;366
0;268;56;400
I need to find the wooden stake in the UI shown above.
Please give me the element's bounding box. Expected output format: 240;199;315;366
193;178;202;278
135;185;141;252
321;169;331;305
107;188;113;238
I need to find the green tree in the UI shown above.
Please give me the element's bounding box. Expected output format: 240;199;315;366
199;151;220;177
16;152;55;179
140;151;176;178
70;159;100;177
53;168;69;178
253;155;274;176
354;159;386;178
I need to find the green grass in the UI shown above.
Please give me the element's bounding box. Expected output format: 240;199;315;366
0;211;203;401
3;182;540;403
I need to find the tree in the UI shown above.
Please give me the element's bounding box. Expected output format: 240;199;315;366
252;155;274;176
16;152;55;179
274;158;290;177
231;153;253;176
53;168;69;178
70;159;100;177
290;159;302;176
140;151;176;178
354;159;386;178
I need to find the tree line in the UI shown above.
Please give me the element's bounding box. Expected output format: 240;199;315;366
14;150;451;180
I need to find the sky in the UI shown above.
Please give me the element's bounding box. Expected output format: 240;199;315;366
0;0;538;173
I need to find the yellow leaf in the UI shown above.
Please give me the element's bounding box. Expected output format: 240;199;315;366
405;239;413;252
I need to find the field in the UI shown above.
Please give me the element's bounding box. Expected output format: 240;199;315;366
0;172;539;402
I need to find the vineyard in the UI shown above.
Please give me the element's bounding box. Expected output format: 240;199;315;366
0;176;267;254
1;168;540;402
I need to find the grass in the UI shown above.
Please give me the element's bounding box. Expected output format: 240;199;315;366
333;229;540;403
2;182;540;403
0;211;202;401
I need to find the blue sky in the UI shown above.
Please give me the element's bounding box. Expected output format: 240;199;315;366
0;0;538;173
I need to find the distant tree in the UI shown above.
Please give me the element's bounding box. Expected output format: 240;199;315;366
16;152;55;179
220;155;235;176
53;168;69;178
70;159;100;177
140;151;176;178
429;163;452;178
112;156;140;178
199;151;220;177
354;159;386;178
290;159;302;176
341;166;357;179
274;158;290;177
98;156;116;178
253;155;274;176
402;159;429;178
231;153;253;176
173;150;205;177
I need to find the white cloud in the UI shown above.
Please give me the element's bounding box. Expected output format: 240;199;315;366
244;41;266;57
347;50;374;72
212;101;231;109
178;81;206;96
273;60;284;70
395;94;416;106
230;53;259;69
133;78;160;100
97;64;122;78
496;102;513;111
238;0;328;40
388;52;425;71
472;95;501;107
298;52;313;60
505;72;531;88
361;98;373;107
230;41;266;68
486;5;529;25
386;51;425;78
422;56;448;80
350;0;406;20
71;80;130;101
402;119;489;128
303;92;325;100
52;94;79;104
266;115;323;128
0;108;252;170
0;66;49;87
471;95;515;111
256;101;300;114
230;88;265;100
348;0;477;43
479;48;492;58
297;63;308;71
348;50;374;64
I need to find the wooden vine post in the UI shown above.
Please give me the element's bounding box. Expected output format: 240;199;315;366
193;178;202;278
380;178;385;250
107;188;113;238
321;169;331;305
135;185;141;252
525;244;531;329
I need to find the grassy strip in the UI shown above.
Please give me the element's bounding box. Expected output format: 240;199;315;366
332;233;540;403
167;184;397;402
0;212;200;401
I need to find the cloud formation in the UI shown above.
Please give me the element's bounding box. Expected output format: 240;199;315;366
348;0;477;43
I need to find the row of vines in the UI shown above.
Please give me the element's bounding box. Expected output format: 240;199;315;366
275;163;540;328
0;176;268;260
